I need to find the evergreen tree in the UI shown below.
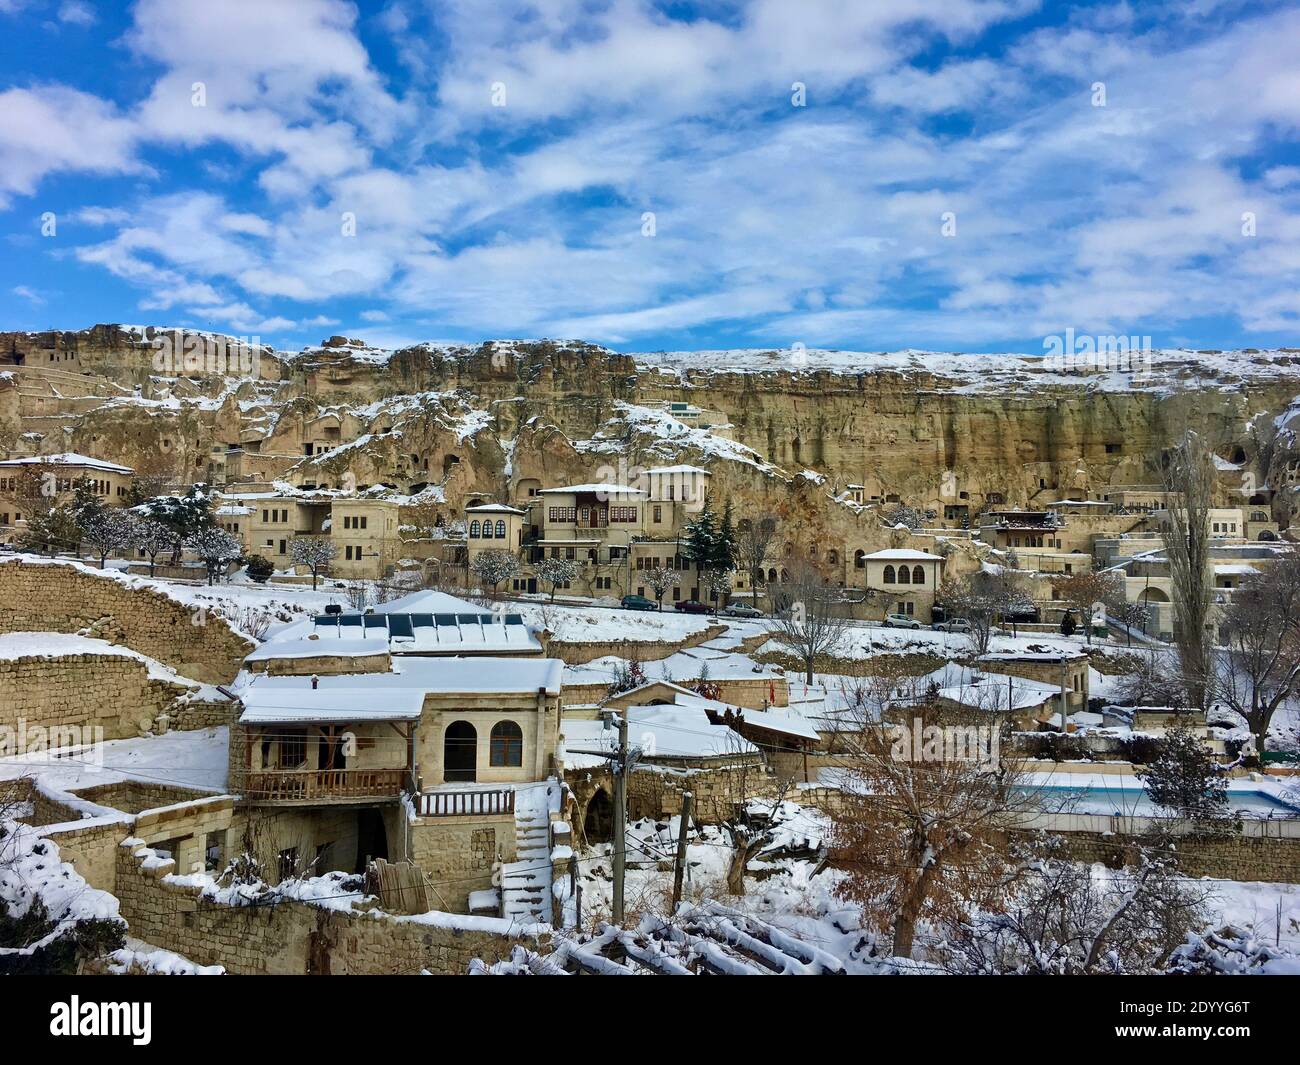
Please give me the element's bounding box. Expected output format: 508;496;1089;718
683;495;718;574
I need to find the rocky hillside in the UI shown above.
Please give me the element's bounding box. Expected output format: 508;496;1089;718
3;324;1300;531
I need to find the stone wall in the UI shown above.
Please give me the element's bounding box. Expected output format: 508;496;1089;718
71;780;213;816
409;814;516;910
548;623;727;666
0;651;195;741
1032;827;1300;883
114;841;547;974
0;558;254;684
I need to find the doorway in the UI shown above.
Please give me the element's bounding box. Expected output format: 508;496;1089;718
443;721;477;782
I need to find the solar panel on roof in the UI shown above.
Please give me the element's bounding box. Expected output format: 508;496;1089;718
411;614;435;628
388;615;414;638
457;613;481;624
339;614;363;627
364;615;387;629
435;613;457;626
504;614;524;625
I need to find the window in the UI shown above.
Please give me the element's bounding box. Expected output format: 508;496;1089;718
495;519;506;537
912;565;925;585
854;550;865;569
277;729;307;769
897;565;911;585
490;721;524;767
653;505;663;523
277;848;299;882
883;565;896;584
469;520;481;537
610;506;637;522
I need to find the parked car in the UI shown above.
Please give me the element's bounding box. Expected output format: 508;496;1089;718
884;613;922;629
722;603;764;619
674;599;711;614
932;617;971;633
620;594;658;611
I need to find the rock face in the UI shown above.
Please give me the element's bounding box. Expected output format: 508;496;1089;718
3;323;1299;530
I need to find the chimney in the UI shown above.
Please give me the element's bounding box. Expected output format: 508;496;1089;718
311;674;319;690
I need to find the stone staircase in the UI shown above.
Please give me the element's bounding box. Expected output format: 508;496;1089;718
499;780;558;926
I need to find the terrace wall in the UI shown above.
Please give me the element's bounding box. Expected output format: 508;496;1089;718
114;841;547;974
0;558;253;683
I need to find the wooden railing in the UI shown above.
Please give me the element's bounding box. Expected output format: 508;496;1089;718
417;789;515;818
243;768;407;802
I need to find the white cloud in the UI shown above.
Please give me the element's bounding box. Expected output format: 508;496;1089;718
57;1;95;27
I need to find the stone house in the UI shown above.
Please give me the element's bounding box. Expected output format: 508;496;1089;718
0;452;135;533
859;548;944;622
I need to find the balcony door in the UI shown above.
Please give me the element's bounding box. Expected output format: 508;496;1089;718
443;720;477;782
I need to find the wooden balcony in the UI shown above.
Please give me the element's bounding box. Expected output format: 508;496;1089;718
416;788;515;818
243;768;408;804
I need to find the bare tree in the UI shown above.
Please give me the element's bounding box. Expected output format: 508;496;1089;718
185;526;242;585
536;555;579;601
470;548;520;596
1049;570;1117;645
735;515;776;598
938;837;1210;974
133;518;177;578
827;700;1034;959
1159;433;1215;707
76;506;137;569
1211;556;1300;757
768;560;852;684
289;536;337;590
936;569;1026;655
1115;648;1191;708
700;567;732;616
643;565;680;610
705;733;793;897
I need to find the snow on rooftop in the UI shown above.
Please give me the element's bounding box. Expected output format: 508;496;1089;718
237;656;564;724
861;548;944;560
563;705;757;760
537;483;647;495
0;451;133;473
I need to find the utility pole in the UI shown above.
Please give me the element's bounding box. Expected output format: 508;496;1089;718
671;791;692;911
611;711;629;925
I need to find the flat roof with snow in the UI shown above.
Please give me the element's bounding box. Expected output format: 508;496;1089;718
537;484;647;496
0;452;133;474
238;656;564;724
861;548;944;561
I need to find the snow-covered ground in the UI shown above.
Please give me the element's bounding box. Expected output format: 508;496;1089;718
0;727;229;795
509;600;718;644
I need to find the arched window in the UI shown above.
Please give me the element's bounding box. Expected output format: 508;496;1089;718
883;565;896;584
495;519;506;538
912;565;925;585
767;568;778;582
490;721;524;767
469;520;481;538
828;550;839;565
897;565;911;584
854;549;866;569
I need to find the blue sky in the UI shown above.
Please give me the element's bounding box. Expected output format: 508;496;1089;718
1;0;1298;355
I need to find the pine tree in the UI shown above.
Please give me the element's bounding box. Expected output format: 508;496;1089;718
683;495;718;574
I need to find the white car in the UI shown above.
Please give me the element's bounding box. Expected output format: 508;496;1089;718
884;613;922;629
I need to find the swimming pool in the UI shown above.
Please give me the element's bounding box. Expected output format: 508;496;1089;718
1017;783;1300;819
